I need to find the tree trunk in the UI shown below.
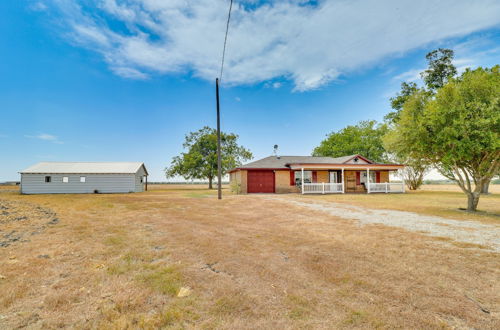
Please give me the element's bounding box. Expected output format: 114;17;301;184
208;177;213;189
481;180;490;194
466;192;480;211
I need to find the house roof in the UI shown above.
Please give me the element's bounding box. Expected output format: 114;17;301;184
20;162;148;175
234;155;373;170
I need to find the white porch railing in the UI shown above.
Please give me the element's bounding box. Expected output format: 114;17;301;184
368;182;404;193
303;183;343;194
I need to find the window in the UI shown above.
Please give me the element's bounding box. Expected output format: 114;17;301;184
140;177;143;183
294;171;312;186
45;176;51;183
80;176;86;183
329;171;338;183
62;177;69;183
360;171;376;184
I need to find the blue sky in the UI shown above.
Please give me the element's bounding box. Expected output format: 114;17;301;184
1;1;499;181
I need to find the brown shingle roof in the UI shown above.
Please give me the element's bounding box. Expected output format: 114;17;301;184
235;155;366;169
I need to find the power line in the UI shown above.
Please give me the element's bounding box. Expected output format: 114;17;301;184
219;0;234;81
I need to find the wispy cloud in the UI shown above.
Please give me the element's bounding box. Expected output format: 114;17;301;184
41;0;500;91
392;32;500;84
25;133;64;144
28;1;48;12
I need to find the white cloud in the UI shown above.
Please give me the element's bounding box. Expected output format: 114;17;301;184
29;1;48;12
45;0;500;91
235;97;241;102
25;133;64;144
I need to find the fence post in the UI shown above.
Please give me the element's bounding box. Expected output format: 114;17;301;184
385;182;388;193
322;182;325;194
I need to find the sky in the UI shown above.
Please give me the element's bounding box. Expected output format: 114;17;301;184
0;0;499;182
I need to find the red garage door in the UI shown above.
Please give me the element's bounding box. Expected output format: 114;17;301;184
247;170;275;193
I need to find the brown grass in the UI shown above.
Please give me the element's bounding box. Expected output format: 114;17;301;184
0;185;499;328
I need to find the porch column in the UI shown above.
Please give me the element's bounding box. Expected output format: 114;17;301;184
401;168;405;193
301;167;304;194
367;168;370;194
341;168;345;193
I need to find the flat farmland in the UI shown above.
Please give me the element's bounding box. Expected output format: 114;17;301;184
0;185;498;328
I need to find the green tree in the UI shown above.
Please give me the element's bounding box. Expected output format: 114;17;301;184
388;66;500;211
165;127;252;189
420;48;458;92
384;48;457;190
313;120;388;163
384;91;431;190
385;82;420;125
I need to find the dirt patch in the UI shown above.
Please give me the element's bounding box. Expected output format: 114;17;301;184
0;199;59;248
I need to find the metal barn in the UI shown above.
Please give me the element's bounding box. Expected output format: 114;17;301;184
20;162;148;194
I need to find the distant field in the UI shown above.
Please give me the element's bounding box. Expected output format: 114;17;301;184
0;184;498;328
420;184;500;193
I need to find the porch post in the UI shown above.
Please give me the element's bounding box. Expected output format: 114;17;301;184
341;168;345;193
301;167;304;194
401;168;405;193
367;168;370;194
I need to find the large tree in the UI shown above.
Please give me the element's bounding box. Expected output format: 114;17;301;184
165;127;252;189
384;91;431;190
383;49;458;190
388;66;500;211
384;82;420;125
420;48;458;92
313;120;388;163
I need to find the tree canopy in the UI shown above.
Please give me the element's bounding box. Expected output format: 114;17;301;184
165;127;252;189
420;48;458;92
385;82;420;125
386;66;500;210
313;120;388;163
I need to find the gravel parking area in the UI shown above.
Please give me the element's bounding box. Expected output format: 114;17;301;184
269;196;500;252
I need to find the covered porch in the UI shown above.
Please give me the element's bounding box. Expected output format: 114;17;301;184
289;164;405;194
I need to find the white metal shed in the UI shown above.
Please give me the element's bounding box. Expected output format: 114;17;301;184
19;162;148;194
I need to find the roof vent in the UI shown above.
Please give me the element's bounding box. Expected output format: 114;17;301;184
354;157;359;162
273;145;280;159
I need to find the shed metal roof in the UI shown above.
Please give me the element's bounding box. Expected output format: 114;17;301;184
20;162;148;175
235;155;367;169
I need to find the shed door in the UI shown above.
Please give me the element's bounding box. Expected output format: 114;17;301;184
247;170;275;193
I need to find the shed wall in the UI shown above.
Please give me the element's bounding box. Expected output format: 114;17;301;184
21;173;138;194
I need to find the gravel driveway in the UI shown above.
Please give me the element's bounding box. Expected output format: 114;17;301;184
267;196;500;252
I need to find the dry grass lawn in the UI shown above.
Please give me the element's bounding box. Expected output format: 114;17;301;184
0;185;499;329
302;185;500;224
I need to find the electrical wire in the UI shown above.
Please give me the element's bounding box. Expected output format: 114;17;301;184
219;0;234;82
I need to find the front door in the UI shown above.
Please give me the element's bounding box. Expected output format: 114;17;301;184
345;171;357;192
329;171;338;183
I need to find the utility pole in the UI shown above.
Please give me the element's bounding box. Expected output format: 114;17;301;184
216;78;222;200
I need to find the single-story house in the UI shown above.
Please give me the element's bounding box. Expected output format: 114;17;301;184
229;154;405;194
20;162;148;194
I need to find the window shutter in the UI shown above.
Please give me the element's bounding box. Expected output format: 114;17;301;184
290;171;295;186
356;172;360;185
376;172;380;183
312;171;317;183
